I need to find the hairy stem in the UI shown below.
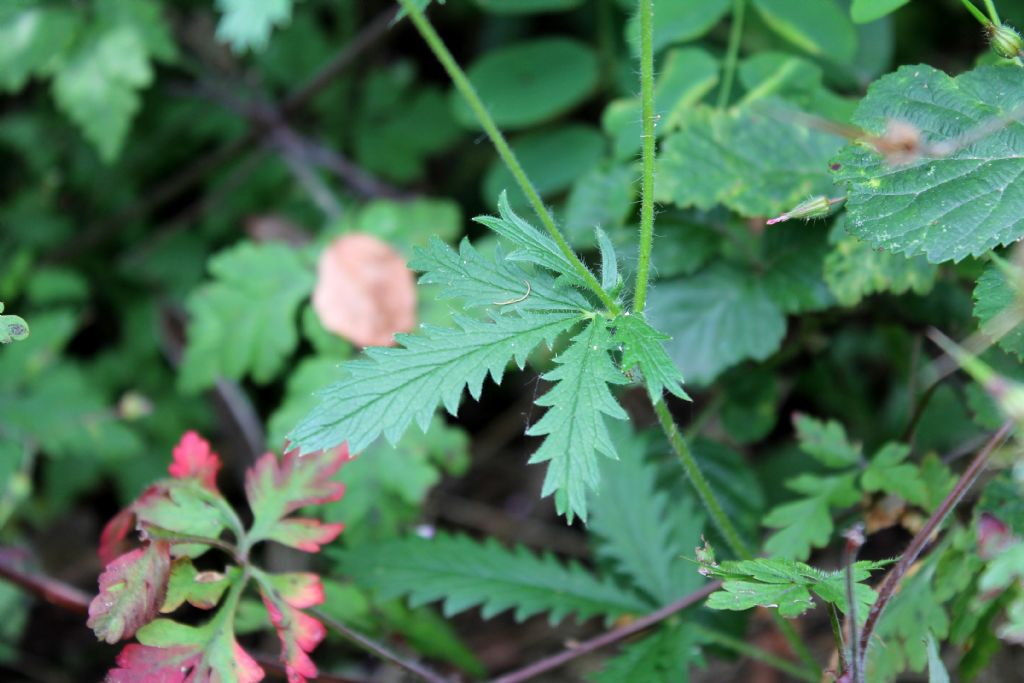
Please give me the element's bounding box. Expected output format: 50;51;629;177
488;582;720;683
828;603;848;676
397;0;620;315
653;400;820;675
692;624;818;683
633;0;657;313
312;608;451;683
959;0;993;25
717;0;747;109
982;0;1001;24
857;421;1014;668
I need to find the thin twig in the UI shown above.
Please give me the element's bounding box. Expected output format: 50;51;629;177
0;549;91;614
487;582;720;683
857;421;1014;669
311;608;452;683
842;526;865;683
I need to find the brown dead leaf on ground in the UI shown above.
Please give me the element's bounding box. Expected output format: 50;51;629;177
312;233;416;348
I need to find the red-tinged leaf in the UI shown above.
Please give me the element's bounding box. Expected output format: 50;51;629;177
89;541;172;644
161;559;232;613
106;643;202;683
136;484;229;558
263;572;325;609
100;506;140;565
168;431;223;491
259;590;326;683
245;447;349;547
265;518;344;553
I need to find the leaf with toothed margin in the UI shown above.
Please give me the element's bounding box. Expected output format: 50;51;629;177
473;191;592;289
527;318;629;522
335;532;649;624
611;313;689;404
244;447;349;551
254;570;327;683
832;64;1024;263
410;236;591;314
288;311;582;453
88;541;172;644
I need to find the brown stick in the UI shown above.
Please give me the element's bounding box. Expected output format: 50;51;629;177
487;581;721;683
856;421;1014;668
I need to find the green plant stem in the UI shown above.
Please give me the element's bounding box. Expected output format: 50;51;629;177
959;0;993;25
982;0;1001;24
717;0;747;109
828;603;848;675
632;0;657;313
397;0;620;316
693;624;818;683
653;400;820;676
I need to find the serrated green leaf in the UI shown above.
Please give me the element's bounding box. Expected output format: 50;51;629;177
658;105;842;218
95;0;176;63
647;264;787;385
851;0;909;23
833;64;1024;263
591;623;699;683
752;0;857;63
336;533;649;624
763;472;861;559
290;310;580;453
793;413;862;468
862;442;928;506
215;0;294;52
626;0;730;54
451;38;598;130
483;124;605;209
52;25;153;161
602;47;719;160
590;424;706;605
179;241;314;393
527;319;629;522
825;234;937;306
0;5;80;92
474;192;591;289
973;263;1024;359
612;313;689;403
410;236;591;314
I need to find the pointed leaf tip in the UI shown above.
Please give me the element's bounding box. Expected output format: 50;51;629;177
168;431;222;490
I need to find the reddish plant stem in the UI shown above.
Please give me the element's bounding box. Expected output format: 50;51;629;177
311;608;452;683
857;420;1014;667
487;581;721;683
0;549;90;614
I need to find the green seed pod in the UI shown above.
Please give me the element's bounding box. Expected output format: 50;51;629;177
989;23;1024;59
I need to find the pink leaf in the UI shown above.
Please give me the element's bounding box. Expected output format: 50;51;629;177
265;518;344;553
312;233;417;347
256;573;328;683
99;506;140;565
105;643;202;683
89;541;172;644
168;431;222;491
245;446;349;549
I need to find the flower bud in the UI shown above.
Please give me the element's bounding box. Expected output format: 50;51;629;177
766;195;841;225
989;23;1024;59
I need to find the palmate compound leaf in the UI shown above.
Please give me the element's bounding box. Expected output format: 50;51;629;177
288;310;582;454
409;236;591;314
336;532;650;624
527;318;629;522
833;64;1024;263
254;570;328;683
244;447;348;552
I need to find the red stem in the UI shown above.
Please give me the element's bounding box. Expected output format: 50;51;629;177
487;581;721;683
0;549;90;614
857;421;1014;667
